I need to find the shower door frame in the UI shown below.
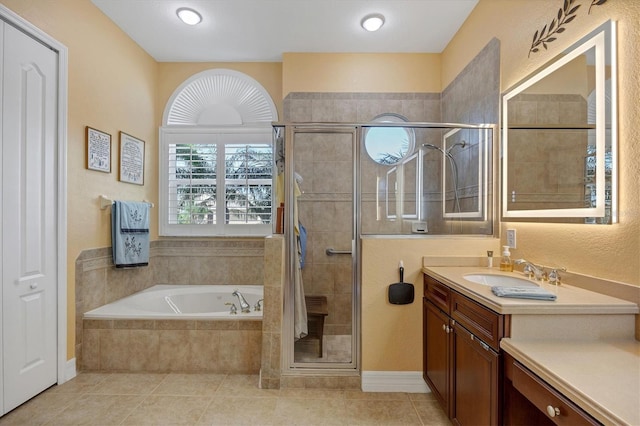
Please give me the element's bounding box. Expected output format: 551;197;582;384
282;124;362;373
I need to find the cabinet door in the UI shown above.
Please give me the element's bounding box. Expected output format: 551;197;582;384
452;324;499;426
423;299;451;415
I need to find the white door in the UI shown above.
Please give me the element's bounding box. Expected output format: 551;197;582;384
1;21;58;414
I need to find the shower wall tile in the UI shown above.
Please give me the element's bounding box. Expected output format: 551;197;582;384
311;99;337;122
357;100;403;121
442;37;500;125
335;100;358;122
286;99;312;122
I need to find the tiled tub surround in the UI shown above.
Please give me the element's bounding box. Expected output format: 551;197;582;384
75;238;265;371
82;318;262;374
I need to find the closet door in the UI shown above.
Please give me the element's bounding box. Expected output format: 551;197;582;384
1;21;58;414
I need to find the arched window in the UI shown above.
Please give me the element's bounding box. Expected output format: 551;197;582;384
159;69;278;236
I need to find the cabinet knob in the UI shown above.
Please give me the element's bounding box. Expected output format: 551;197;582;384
546;405;560;418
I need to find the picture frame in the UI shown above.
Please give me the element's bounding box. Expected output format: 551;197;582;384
119;131;145;185
86;126;111;173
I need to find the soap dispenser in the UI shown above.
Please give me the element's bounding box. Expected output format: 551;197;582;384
500;246;513;272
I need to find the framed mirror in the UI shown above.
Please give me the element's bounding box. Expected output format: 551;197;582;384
442;128;488;219
385;152;420;220
502;20;617;223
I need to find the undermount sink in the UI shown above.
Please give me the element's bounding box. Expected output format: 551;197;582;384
463;273;538;287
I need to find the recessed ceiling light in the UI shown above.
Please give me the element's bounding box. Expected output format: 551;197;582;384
361;13;385;32
177;7;202;26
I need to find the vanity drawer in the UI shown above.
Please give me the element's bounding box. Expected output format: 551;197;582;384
511;360;599;425
451;291;502;351
424;275;451;313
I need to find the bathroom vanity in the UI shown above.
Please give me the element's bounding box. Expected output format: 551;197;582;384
422;266;639;425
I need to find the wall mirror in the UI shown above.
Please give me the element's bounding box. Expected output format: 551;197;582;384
385;152;420;219
502;20;617;223
441;128;487;219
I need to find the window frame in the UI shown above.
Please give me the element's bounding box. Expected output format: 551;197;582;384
159;126;274;237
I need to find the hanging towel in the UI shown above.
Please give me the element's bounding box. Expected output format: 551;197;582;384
491;286;557;301
298;223;307;269
112;201;150;268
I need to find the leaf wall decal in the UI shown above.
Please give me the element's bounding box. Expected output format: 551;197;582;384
528;0;581;58
589;0;608;14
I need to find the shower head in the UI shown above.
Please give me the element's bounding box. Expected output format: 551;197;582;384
422;143;453;159
446;140;467;154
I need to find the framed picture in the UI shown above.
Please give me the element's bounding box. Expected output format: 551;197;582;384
86;126;111;173
119;132;145;185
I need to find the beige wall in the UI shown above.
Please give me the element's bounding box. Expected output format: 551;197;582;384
361;238;501;371
444;0;640;286
282;53;441;97
2;0;160;359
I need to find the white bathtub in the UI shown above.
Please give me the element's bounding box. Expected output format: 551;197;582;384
83;285;263;320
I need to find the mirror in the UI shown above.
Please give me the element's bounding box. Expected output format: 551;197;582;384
385;152;420;219
441;128;488;219
502;20;616;223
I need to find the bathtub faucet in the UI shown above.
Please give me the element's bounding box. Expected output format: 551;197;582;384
232;290;251;313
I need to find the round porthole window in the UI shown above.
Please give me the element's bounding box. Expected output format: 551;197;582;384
364;113;415;165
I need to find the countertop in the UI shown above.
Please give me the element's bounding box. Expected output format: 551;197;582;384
422;266;639;315
423;266;640;425
501;338;640;426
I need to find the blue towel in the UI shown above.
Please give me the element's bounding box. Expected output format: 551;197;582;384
491;286;557;301
298;222;307;268
112;201;149;268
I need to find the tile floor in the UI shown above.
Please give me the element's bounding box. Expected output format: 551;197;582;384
294;335;352;363
0;372;451;425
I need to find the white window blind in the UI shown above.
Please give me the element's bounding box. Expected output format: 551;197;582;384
160;129;274;236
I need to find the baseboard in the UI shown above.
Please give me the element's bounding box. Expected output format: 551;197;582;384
361;371;430;393
64;358;77;383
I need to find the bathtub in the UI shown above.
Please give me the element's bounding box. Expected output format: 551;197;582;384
83;284;263;320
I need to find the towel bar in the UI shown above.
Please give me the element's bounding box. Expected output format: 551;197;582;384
99;195;154;210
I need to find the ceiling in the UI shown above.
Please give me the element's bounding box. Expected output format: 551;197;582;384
91;0;479;62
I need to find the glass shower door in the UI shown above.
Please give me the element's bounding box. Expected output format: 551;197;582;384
285;126;359;369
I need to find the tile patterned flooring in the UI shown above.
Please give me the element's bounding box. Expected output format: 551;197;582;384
0;372;451;425
294;335;352;363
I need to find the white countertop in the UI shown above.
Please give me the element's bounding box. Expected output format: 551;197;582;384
423;266;640;425
501;338;640;426
423;266;639;315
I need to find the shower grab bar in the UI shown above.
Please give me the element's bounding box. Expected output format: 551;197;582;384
326;248;352;256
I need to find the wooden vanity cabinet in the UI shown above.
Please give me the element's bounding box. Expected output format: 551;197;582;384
423;297;452;413
503;353;600;425
423;274;506;425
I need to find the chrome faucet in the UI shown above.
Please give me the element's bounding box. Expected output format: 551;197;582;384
514;259;545;280
548;267;567;285
232;290;251;313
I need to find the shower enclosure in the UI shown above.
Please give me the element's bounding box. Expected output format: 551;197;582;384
275;122;494;372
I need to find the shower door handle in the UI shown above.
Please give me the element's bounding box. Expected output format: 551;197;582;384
325;248;352;256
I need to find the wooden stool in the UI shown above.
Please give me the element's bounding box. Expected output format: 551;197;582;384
305;296;328;357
